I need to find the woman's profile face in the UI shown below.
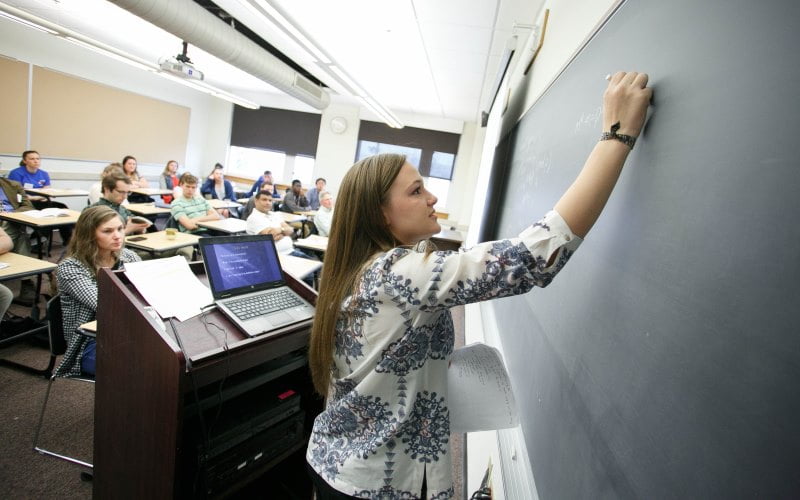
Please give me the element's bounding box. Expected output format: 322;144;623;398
168;161;178;173
95;217;125;254
381;163;440;245
213;169;223;181
123;158;136;174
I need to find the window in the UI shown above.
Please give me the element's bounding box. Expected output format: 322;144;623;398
356;141;422;168
425;176;449;210
292;155;316;186
227;146;286;179
355;140;449;210
429;151;455;180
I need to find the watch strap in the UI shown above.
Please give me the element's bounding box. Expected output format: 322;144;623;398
600;121;636;149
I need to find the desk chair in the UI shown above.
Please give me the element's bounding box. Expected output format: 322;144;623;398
33;295;94;470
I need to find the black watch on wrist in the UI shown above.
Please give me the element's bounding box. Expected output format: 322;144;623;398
600;121;636;149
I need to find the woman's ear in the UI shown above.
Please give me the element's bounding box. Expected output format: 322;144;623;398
381;206;391;227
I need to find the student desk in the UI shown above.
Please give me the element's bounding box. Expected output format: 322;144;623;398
79;320;97;334
279;253;322;289
197;218;247;234
277;212;306;224
208;198;242;210
24;187;90;199
92;264;322;498
0;209;81;259
0;252;57;375
124;230;200;256
130;187;173;197
126;203;172;216
294;235;328;253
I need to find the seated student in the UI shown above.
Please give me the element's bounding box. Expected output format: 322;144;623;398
239;182;276;221
86;171;149;235
122;155;152;204
89;163;126;204
305;177;326;210
55;206;141;376
315;190;334;237
200;164;236;217
0;176;35;305
159;160;181;204
246;191;317;285
247;170;280;198
171;173;220;233
0;227;14;320
281;179;309;213
9;150;72;244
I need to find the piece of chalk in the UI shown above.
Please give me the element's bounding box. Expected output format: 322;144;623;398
605;74;612;81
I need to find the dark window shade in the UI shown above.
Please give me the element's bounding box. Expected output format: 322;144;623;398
231;105;321;157
358;120;460;178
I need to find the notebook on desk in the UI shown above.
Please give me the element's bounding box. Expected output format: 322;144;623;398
198;234;314;337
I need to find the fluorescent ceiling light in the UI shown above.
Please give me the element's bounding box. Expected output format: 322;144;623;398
241;0;403;128
63;36;156;72
156;70;259;109
359;96;403;129
0;9;57;34
250;0;331;64
327;65;365;97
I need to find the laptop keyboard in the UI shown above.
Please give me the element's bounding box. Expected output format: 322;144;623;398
225;289;304;321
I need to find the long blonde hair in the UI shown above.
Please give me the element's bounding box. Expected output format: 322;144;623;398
309;154;407;395
161;160;179;177
66;206;124;279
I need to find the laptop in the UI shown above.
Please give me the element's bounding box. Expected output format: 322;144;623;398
198;234;315;337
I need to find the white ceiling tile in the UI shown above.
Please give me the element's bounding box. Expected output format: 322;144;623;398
418;21;493;53
413;0;498;28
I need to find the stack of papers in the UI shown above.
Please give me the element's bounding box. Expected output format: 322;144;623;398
448;343;519;433
124;256;213;321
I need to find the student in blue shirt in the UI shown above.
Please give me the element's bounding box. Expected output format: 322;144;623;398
8;150;50;190
306;177;327;210
200;164;236;217
8;150;72;244
247;170;281;198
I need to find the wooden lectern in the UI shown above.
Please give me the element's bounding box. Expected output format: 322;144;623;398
93;263;321;498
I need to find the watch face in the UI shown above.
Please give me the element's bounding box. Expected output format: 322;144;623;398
330;116;348;134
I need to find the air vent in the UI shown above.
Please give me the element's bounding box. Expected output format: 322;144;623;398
293;74;325;100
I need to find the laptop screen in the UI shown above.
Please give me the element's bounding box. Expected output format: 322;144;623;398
200;235;284;299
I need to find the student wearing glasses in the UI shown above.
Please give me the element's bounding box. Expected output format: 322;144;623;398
86;170;150;235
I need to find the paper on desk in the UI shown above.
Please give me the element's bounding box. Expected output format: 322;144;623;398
123;256;213;321
0;262;9;270
448;342;519;433
25;207;69;218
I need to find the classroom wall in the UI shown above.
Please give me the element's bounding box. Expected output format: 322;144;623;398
0;17;232;185
466;0;620;496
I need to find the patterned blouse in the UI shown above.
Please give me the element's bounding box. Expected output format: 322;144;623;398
55;248;141;377
307;211;581;498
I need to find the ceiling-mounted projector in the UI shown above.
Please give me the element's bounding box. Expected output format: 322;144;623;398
159;56;204;80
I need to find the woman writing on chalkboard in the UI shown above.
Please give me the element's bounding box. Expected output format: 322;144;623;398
306;71;652;498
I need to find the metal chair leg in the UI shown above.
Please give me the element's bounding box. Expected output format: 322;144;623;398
33;375;94;469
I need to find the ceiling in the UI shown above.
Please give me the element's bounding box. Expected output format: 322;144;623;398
2;0;543;127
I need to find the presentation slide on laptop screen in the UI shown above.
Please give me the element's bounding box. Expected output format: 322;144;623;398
205;240;282;293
